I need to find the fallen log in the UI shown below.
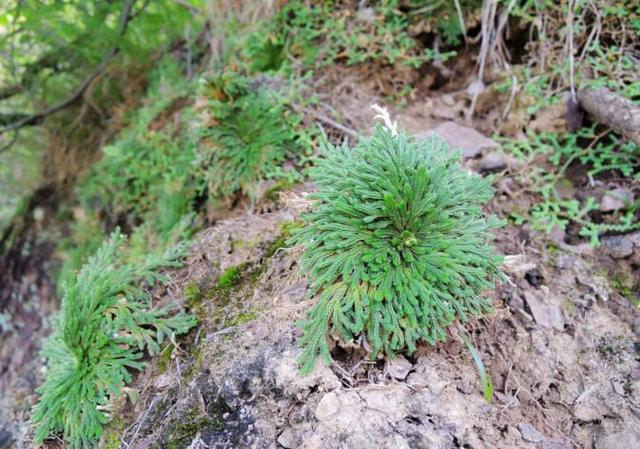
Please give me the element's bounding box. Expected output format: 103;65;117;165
577;87;640;147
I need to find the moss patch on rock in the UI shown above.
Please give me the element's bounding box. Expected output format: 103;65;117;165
165;410;212;449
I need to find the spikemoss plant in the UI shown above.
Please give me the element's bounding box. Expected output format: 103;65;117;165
293;115;503;373
32;232;196;449
198;70;306;201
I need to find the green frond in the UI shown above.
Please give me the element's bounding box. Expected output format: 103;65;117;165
32;231;196;449
293;126;503;373
197;70;306;202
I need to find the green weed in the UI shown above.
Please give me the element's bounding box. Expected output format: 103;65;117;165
33;232;196;449
292;125;503;373
196;69;310;202
499;129;640;245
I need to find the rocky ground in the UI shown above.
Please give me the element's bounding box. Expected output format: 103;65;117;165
3;100;639;449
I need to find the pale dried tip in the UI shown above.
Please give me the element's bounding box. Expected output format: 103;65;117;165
371;104;398;136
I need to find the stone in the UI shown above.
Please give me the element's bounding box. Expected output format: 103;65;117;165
602;232;640;259
542;438;571;449
549;225;566;245
479;152;507;172
386;355;413;380
595;431;640;449
277;428;300;449
406;365;446;395
421;121;498;159
524;291;564;330
273;351;341;396
600;188;634;212
315;392;341;421
518;422;543;443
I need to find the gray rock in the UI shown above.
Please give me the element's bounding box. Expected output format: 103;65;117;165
278;428;301;449
595;431;640;449
542;438;571;449
423;121;498;158
600;188;634;212
524;291;564;330
386;355;413;380
518;422;543;443
602;232;640;259
316;392;341;421
479;152;507;172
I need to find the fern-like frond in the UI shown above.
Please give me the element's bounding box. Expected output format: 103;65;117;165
292;126;503;373
32;232;196;449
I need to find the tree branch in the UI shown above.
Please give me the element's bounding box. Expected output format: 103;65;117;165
0;0;137;135
0;84;23;101
577;87;640;147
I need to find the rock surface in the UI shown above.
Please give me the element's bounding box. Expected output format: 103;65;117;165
600;187;634;212
418;121;498;158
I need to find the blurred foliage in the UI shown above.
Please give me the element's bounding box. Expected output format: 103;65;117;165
240;0;471;72
500;129;640;245
58;59;313;287
0;0;202;233
196;69;311;201
0;0;197;106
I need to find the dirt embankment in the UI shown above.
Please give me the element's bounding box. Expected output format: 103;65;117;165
82;167;640;449
4;100;638;449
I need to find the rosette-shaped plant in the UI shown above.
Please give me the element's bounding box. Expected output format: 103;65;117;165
32;232;196;448
294;119;503;372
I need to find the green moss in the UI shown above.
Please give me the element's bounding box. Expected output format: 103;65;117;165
157;343;174;374
217;263;249;290
266;220;302;258
166;411;213;449
231;239;246;250
264;178;297;202
99;416;125;449
166;410;212;449
184;282;203;308
181;343;204;384
546;243;559;255
607;268;639;305
561;298;577;315
229;311;257;326
102;431;121;449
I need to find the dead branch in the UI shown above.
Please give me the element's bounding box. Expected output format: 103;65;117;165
0;0;136;136
577;87;640;147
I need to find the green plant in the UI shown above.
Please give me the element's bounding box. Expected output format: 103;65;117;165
58;59;199;280
33;231;196;449
292;121;503;373
197;70;308;201
499;129;640;245
78;59;197;221
244;0;461;73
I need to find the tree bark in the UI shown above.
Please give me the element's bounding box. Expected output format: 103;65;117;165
577;87;640;147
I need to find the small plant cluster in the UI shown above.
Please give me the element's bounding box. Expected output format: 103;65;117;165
33;231;196;449
293;122;503;373
500;128;640;245
61;61;311;285
244;0;463;73
58;60;198;287
196;69;309;201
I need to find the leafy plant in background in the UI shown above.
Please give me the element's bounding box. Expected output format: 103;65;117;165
500;129;640;245
292;119;503;373
33;231;196;449
58;59;199;283
245;0;461;72
197;70;309;201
